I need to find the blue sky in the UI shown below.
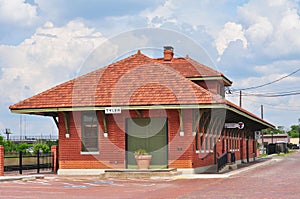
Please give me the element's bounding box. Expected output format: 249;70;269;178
1;0;300;137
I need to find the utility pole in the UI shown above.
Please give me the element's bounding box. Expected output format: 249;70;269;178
239;90;242;107
261;105;264;119
20;115;22;140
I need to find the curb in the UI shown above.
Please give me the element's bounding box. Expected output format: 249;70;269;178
0;174;44;182
227;158;280;177
174;158;278;179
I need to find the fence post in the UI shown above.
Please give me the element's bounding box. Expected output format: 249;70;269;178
37;150;40;174
51;146;58;173
19;151;22;175
0;146;4;176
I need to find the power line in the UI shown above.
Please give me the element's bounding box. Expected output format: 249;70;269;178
227;89;300;98
242;90;300;97
230;96;300;110
232;67;300;91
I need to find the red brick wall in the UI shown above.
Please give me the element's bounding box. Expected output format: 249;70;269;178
169;109;195;168
58;111;125;169
58;109;257;170
58;109;197;169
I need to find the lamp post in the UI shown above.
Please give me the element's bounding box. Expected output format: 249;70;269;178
5;128;11;140
271;131;274;144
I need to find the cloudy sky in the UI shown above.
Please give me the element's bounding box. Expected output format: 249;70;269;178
1;0;300;137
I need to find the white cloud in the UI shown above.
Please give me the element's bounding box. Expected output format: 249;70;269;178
0;20;106;103
140;0;231;33
215;22;248;57
141;0;177;28
0;0;39;26
254;60;300;75
238;0;300;57
245;17;273;45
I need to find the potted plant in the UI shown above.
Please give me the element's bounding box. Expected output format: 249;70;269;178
134;149;152;169
256;142;261;157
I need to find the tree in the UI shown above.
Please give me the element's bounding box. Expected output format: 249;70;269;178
33;142;50;153
262;126;286;135
287;125;299;138
0;135;4;145
17;143;29;154
3;140;16;152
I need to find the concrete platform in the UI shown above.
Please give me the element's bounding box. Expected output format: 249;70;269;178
103;168;182;178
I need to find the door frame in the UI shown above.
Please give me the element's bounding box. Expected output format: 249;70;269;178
125;117;169;169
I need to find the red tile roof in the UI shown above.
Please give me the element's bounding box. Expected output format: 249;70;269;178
153;56;232;86
9;52;223;110
9;50;274;129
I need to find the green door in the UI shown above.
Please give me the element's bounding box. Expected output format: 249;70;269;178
126;117;168;169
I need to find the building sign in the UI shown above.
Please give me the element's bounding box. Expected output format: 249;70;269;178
105;107;121;114
224;122;244;129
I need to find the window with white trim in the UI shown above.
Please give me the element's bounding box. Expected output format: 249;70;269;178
81;111;99;152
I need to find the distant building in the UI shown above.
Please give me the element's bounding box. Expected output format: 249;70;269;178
259;133;289;147
289;138;299;145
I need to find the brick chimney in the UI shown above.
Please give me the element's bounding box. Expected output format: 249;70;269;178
163;46;174;61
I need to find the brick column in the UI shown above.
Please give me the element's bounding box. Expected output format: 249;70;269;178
51;146;58;173
0;145;4;176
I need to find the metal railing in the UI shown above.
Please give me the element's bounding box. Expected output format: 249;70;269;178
4;151;53;174
230;152;236;163
217;152;228;172
4;135;58;141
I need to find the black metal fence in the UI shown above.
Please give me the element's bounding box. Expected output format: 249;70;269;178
230;152;236;163
4;151;53;174
267;143;288;155
217;152;228;172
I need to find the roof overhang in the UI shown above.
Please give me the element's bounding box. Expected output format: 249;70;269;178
11;103;274;130
187;76;232;86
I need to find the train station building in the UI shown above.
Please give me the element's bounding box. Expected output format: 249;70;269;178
10;46;274;175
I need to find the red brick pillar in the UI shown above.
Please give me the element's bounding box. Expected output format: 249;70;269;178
51;146;58;173
0;145;4;176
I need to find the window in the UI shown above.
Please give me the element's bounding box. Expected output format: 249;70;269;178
81;111;99;153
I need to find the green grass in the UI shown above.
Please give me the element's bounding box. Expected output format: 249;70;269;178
259;150;298;158
260;154;268;158
276;150;297;157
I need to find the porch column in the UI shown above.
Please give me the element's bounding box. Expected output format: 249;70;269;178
51;146;58;173
63;112;70;138
178;109;184;136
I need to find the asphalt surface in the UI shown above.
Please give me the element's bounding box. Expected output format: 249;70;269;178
1;151;300;199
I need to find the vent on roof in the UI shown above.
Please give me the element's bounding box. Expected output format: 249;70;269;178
163;46;174;61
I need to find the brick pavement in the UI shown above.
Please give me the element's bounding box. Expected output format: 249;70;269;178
0;151;300;199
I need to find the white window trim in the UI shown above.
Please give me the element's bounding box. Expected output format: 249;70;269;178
80;151;100;155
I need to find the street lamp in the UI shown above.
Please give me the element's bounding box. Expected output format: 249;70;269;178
271;131;274;144
5;128;11;140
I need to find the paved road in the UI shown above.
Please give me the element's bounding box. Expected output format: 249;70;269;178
1;151;300;199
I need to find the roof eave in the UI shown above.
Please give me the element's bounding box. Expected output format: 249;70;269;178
11;103;273;129
187;76;232;86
